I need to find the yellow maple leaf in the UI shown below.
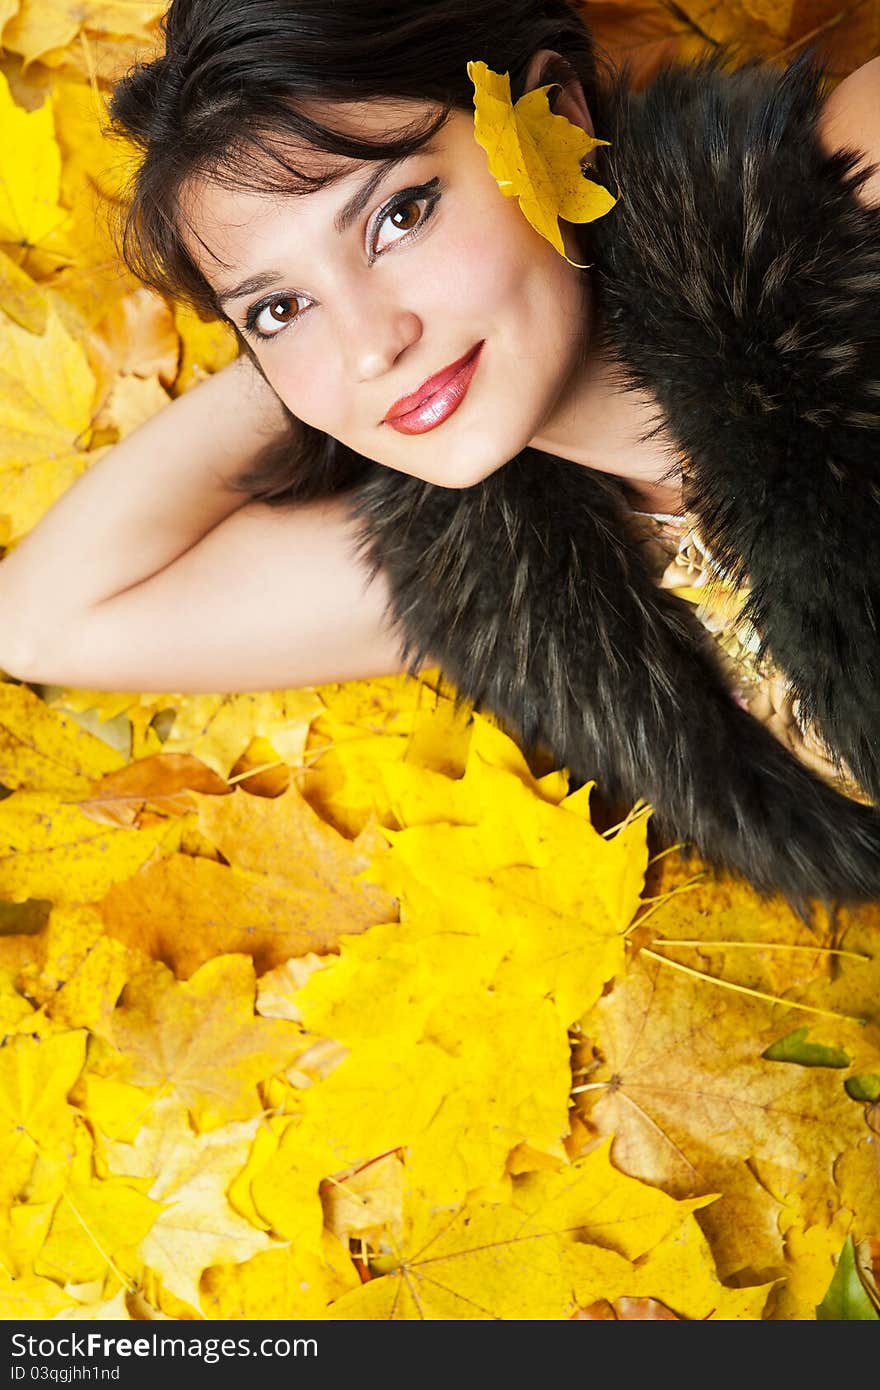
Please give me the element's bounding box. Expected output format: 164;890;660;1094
7;902;101;999
368;713;648;939
103;1097;271;1314
302;672;471;837
0;71;68;256
108;955;304;1129
201;1231;358;1320
245;1048;452;1250
0;245;48;332
2;0;165;68
76;1075;162;1144
251;990;569;1233
512;1139;711;1262
92;373;172;444
52;75;139;212
0;302;93;445
0;790;173;904
40;936;134;1035
75;753;229;830
325;1146;765;1320
35;75;139;297
514;1146;771;1319
0;1030;87;1207
53;1288;134;1320
0;681;123;795
34;1124;159;1286
468;60;617;258
0;306;95;543
353;727;645;1029
173;302;238;393
613;1215;772;1320
321;1152;405;1251
579;954;868;1194
99;850;388;978
88;287;179;407
0;1269;75;1319
161;687;324;777
0;1200;54;1281
328;1192;633;1320
193;780;397;925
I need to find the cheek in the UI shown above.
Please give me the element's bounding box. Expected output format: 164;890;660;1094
259;332;347;432
429;200;582;346
430;203;538;312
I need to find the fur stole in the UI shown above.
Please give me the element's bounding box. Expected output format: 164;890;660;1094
347;48;880;914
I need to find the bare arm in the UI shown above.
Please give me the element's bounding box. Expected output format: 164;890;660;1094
0;354;410;691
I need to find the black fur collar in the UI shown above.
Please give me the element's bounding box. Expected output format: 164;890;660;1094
347;49;880;914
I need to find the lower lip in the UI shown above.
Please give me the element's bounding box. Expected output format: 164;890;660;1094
383;344;484;435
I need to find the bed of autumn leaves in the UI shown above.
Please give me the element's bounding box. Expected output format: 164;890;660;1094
0;0;879;1324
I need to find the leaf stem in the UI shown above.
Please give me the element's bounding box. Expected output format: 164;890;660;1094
642;948;866;1023
624;873;705;933
653;939;871;961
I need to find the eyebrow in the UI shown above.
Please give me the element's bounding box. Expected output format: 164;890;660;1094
216;154;412;308
334;154;409;233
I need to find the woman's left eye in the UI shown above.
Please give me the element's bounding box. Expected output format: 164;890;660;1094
370;183;440;257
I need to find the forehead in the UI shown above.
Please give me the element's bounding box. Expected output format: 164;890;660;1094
186;93;445;207
180;98;464;277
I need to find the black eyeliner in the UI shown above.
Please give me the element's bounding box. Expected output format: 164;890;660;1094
243;175;443;340
367;177;442;261
243;293;308;340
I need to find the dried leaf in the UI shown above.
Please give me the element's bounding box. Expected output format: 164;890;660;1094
100;849;386;978
0;306;94;543
0;71;67;253
468;60;617;257
103;1097;271;1313
78;753;230;829
0;682;122;795
0;790;172;904
108;955;305;1128
2;0;164;68
579;955;866;1193
0;244;47;331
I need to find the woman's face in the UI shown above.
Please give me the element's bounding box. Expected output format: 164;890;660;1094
184;100;592;488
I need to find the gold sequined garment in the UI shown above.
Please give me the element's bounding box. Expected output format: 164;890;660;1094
628;507;872;806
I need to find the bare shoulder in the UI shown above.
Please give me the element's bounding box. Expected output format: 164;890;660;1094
816;55;880;208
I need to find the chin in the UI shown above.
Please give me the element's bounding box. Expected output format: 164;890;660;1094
422;427;536;490
420;452;514;491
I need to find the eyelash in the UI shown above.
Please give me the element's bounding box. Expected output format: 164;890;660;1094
243;178;442;343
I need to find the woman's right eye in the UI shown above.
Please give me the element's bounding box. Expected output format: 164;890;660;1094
246;293;312;340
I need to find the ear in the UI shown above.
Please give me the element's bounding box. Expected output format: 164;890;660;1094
522;47;594;138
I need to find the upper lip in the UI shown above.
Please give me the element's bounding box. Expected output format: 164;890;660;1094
381;343;484;423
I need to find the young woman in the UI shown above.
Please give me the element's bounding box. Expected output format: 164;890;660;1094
2;0;880;911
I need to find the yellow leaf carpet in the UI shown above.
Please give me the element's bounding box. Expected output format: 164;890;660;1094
0;0;878;1323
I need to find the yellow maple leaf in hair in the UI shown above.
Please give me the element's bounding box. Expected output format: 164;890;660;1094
468;60;617;260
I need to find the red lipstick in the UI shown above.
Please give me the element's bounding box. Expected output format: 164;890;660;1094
382;343;484;435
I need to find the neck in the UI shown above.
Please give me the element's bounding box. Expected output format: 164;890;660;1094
529;339;684;514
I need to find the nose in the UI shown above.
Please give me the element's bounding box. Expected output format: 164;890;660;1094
340;288;422;382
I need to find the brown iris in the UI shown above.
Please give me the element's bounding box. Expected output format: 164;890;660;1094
268;299;299;324
389;200;422;231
